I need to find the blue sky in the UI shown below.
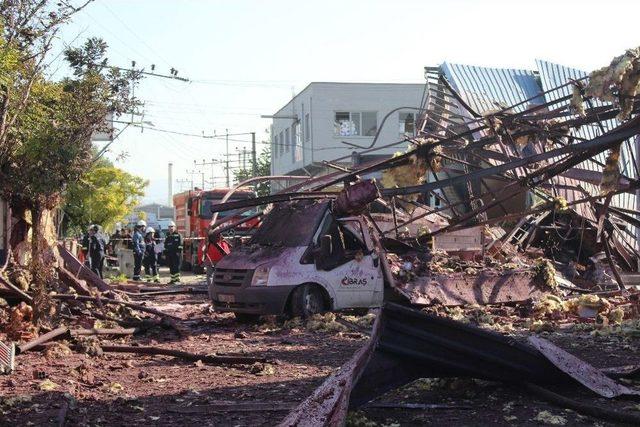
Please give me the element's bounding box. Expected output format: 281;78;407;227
51;0;640;203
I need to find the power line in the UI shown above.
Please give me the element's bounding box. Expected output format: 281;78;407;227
189;80;293;88
130;124;253;143
98;0;174;68
82;9;155;64
131;123;350;151
145;99;269;110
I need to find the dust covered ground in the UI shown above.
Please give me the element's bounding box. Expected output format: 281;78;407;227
2;270;640;426
0;273;366;426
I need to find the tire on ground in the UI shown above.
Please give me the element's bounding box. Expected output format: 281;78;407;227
290;284;326;318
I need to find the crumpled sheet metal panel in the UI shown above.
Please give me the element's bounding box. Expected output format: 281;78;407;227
528;336;640;398
378;303;561;383
279;304;638;426
277;312;381;427
397;270;543;306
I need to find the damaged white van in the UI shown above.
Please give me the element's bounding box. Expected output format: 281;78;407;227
208;199;386;322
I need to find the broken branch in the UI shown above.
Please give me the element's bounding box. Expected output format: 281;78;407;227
17;326;70;354
50;294;181;320
70;328;138;337
100;345;267;366
0;275;33;302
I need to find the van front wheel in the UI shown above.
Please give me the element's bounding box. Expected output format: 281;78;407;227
290;284;325;318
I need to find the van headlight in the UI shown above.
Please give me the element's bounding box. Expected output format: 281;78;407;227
251;266;270;286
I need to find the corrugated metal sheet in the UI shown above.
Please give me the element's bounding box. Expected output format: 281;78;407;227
535;59;638;174
536;59;639;251
440;62;544;114
433;60;639;253
438;62;595;220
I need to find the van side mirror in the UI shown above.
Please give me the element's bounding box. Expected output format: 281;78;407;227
319;234;333;258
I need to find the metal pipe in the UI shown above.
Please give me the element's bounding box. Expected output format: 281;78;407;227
209;175;311;228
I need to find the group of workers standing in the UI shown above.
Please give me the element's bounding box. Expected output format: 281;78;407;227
82;220;184;284
130;219;183;284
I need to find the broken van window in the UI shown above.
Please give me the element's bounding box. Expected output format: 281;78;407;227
249;201;329;247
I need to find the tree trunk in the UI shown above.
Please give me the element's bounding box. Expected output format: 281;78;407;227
30;202;48;323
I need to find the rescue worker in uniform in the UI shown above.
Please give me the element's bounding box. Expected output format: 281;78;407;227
143;226;160;283
109;224;122;256
163;221;183;284
132;220;146;281
88;224;107;279
80;225;91;266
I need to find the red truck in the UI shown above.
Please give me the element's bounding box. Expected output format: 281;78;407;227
173;188;259;273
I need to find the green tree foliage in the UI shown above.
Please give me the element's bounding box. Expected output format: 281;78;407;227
62;157;147;235
233;146;271;196
0;1;94;151
0;1;140;321
1;3;140;212
1;37;140;211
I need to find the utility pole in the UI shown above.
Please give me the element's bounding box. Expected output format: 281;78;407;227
186;168;204;190
225;128;230;188
176;178;193;192
251;132;257;177
90;62;190;82
194;159;221;188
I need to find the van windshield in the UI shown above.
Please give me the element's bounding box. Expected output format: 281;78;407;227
249;201;330;247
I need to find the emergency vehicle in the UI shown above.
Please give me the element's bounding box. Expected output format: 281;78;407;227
173;188;259;272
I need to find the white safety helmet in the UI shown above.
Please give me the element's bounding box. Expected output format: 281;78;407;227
145;227;155;235
168;221;176;227
137;219;147;227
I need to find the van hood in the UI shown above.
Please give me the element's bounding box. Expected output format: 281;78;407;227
216;245;303;270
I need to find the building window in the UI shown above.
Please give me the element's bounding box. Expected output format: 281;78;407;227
304;113;310;142
361;112;377;136
334;111;377;137
335;112;356;136
399;112;416;135
279;132;284;156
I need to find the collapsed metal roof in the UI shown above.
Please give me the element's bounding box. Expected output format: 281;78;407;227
441;62;545;114
210;55;640;273
535;59;639;251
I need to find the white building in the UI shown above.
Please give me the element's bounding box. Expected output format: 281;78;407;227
270;82;424;188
